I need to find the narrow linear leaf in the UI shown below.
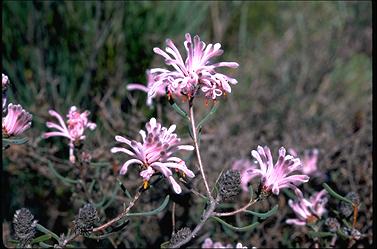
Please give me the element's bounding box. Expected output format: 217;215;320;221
244;205;279;219
88;220;129;239
36;224;60;241
126;195;170;217
91;161;111;167
283;189;297;200
322;183;353;205
65;244;76;248
170;102;189;120
248;185;254;201
39;242;54;248
308;231;334;238
102;184;121;209
160;241;170;249
336;229;349;239
3;137;29;146
211;216;260;232
88;179;96;194
31;234;52;244
196;101;219;130
8;239;18;244
117;178;132;199
342;218;352;228
47;161;79;185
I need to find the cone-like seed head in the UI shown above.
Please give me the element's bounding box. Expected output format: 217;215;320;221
218;170;241;201
73;203;99;235
339;192;360;217
170;227;191;246
325;217;340;232
13;208;37;248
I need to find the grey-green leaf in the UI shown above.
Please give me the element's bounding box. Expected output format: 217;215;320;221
47;161;80;185
3;137;29;146
323;183;353;205
31;234;52;244
126;195;170;217
35;224;60;241
211;216;260;232
244;204;278;219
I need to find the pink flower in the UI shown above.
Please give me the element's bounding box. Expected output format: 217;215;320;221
127;70;181;106
2;73;10;109
288;148;320;176
2;103;32;137
231;159;257;192
111;117;195;194
43;106;96;163
150;33;239;100
246;146;309;197
202;238;249;248
286;190;328;226
201;238;232;248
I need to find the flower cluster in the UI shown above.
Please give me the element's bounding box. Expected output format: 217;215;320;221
43;106;96;163
246;146;309;198
231;159;257;192
201;238;249;248
111;117;195;194
149;33;239;100
286;190;328;226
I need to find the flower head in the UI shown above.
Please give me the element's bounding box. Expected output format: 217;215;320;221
150;33;239;100
289;148;320;176
231;159;257;192
43;106;96;163
246;145;309;198
286;190;328;226
111;117;195;194
2;103;32;137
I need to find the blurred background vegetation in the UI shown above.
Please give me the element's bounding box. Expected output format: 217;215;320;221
2;1;372;248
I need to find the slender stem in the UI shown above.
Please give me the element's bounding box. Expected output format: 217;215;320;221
171;202;176;236
352;204;358;228
170;196;219;248
92;188;142;233
60;232;79;247
213;198;259;217
189;104;212;201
